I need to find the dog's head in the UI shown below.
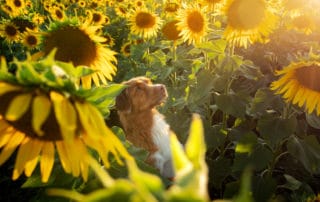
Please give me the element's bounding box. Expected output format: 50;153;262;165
115;77;168;113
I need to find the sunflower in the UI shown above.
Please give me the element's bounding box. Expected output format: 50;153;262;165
49;6;65;21
21;29;40;49
115;5;130;18
222;0;279;48
120;41;132;57
32;13;46;25
162;20;181;41
41;20;117;88
128;9;162;39
270;60;320;115
287;14;316;35
176;4;208;45
282;0;304;13
90;11;108;25
5;0;26;16
201;0;223;10
0;58;131;183
164;2;180;14
0;21;21;43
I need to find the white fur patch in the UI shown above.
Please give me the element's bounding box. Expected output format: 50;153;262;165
151;113;174;178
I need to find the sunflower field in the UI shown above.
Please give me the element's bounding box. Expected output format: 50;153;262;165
1;0;320;201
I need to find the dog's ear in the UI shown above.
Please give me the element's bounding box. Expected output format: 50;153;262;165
115;89;131;112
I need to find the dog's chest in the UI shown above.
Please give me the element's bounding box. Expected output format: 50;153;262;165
151;113;171;159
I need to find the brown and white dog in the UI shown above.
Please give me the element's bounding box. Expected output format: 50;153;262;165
115;77;174;179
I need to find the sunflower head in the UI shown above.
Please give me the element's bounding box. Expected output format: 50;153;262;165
0;55;131;182
271;60;320;115
287;14;316;35
223;0;279;48
21;29;40;49
176;4;208;45
129;9;162;39
41;20;117;88
0;21;20;43
164;2;180;13
49;6;65;21
162;20;181;41
121;41;132;57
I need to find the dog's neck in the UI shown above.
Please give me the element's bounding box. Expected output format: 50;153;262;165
118;109;159;152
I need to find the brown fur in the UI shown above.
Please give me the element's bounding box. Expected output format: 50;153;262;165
115;77;167;153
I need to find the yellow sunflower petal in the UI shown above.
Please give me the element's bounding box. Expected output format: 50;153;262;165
40;142;55;182
0;82;22;96
12;138;31;180
74;101;103;139
23;139;43;178
0;127;14;148
32;95;52;136
305;92;318;114
56;141;72;173
5;93;32;121
62;140;81;177
292;87;305;105
50;91;77;140
0;131;25;165
82;134;109;167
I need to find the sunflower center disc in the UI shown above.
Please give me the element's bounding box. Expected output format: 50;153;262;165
5;25;17;36
44;26;97;67
136;12;155;28
295;65;320;91
187;11;204;33
228;0;265;30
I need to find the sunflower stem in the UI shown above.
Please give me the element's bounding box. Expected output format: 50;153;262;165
172;41;177;61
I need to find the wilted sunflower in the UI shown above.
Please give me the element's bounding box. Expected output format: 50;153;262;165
41;21;117;88
176;4;208;45
162;20;181;41
0;21;20;43
222;0;279;48
270;60;320;115
128;9;162;39
0;57;131;183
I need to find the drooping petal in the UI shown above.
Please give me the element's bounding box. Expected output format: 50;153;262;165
0;131;25;165
50;91;77;140
40;142;55;182
5;93;32;121
32;95;52;136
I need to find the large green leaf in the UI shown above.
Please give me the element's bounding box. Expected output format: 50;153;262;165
257;115;297;148
287;135;320;174
214;93;247;118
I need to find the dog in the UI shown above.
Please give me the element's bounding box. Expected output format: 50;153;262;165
115;76;174;179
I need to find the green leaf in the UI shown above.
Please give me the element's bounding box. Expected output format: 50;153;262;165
233;167;254;202
235;132;257;154
127;160;164;201
214;93;247;118
257;115;297;148
250;88;284;115
287;135;320;174
306;113;320;129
